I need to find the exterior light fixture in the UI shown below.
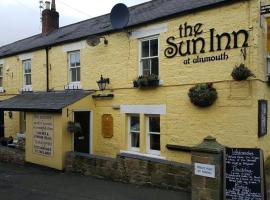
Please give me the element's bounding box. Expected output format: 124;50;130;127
97;75;110;91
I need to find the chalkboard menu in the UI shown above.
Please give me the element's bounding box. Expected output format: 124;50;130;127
224;148;264;200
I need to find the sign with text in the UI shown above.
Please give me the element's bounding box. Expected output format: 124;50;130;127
194;163;215;178
224;148;264;200
32;114;54;157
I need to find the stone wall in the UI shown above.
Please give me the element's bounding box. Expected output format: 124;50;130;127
0;146;25;165
65;152;192;192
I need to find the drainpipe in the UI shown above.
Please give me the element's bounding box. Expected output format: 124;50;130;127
45;47;50;92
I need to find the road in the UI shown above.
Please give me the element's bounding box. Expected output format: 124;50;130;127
0;162;190;200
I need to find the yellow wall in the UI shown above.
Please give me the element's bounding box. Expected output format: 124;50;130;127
3;0;270;167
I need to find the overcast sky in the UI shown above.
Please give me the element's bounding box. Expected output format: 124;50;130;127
0;0;150;46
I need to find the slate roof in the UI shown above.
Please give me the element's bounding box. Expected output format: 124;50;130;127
0;0;235;58
0;91;92;112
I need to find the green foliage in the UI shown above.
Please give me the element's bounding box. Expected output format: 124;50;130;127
133;74;160;88
67;121;81;134
231;63;255;81
265;156;270;175
188;83;218;107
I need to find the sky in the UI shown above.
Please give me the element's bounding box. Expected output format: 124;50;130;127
0;0;150;46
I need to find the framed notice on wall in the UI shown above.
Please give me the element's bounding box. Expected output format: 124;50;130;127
258;100;268;137
32;114;54;157
102;114;113;138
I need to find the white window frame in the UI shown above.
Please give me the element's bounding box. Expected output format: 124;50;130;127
128;115;140;152
68;51;81;84
146;115;161;156
0;64;3;89
139;35;160;76
22;59;32;87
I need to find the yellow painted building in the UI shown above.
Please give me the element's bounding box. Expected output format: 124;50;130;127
0;0;270;170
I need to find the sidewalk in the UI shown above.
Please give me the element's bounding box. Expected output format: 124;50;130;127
0;162;190;200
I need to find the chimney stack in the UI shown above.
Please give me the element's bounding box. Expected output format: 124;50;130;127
42;0;59;35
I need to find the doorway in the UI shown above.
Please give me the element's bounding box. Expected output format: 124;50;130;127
0;110;4;138
73;111;91;154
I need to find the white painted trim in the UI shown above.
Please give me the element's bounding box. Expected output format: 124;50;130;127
64;82;82;90
0;59;4;64
0;87;4;93
72;110;93;154
130;23;168;39
21;85;33;92
120;105;166;115
63;41;86;52
19;53;33;61
120;150;165;160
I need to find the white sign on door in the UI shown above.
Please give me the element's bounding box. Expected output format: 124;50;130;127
32;114;54;157
194;163;215;178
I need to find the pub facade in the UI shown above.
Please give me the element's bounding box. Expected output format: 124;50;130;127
0;0;269;171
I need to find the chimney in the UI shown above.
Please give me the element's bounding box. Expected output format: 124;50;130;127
42;0;59;35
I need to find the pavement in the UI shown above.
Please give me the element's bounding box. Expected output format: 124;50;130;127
0;162;191;200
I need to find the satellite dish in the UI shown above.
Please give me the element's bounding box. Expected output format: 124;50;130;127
86;35;101;47
110;3;130;30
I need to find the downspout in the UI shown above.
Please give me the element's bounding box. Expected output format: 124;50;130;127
45;47;50;92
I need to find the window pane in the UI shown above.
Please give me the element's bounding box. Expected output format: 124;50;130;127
25;74;31;85
131;132;140;148
0;77;3;87
142;59;150;76
70;54;76;67
141;41;149;58
150;134;160;151
0;66;3;76
76;68;80;82
130;116;140;131
75;53;80;66
151;58;159;76
150;39;158;56
71;68;77;82
149;116;160;133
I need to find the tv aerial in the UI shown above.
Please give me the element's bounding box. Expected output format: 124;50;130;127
110;3;130;30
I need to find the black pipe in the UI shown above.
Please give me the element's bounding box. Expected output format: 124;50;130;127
45;47;50;92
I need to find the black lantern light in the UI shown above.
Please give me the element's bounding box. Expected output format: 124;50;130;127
97;75;110;91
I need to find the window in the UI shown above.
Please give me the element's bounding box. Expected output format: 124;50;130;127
147;115;160;155
20;112;26;133
0;64;3;88
23;60;31;86
140;37;159;76
128;115;140;151
68;51;80;83
258;100;268;137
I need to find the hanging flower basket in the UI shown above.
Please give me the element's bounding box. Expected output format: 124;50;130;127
188;83;218;107
133;74;160;88
67;121;81;134
231;63;255;81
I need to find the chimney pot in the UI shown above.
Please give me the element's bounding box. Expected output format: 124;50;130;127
45;1;50;10
51;0;56;11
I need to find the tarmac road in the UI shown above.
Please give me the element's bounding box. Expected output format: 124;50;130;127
0;162;191;200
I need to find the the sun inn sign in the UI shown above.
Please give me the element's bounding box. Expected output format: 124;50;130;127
164;22;249;65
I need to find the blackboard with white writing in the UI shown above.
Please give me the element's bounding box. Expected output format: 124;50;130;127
224;148;264;200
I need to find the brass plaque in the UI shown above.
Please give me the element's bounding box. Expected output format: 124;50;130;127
102;114;113;138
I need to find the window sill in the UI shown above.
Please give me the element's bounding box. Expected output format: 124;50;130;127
0;88;5;93
21;85;32;92
65;83;82;90
120;150;165;160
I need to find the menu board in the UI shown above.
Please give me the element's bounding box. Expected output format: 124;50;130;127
224;148;264;200
32;114;54;157
102;114;113;138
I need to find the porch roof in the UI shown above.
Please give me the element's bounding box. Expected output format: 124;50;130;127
0;91;92;113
